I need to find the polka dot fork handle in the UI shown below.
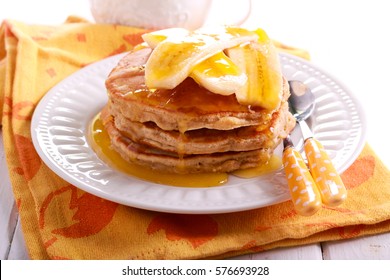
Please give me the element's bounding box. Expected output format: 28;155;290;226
304;137;347;207
283;136;322;216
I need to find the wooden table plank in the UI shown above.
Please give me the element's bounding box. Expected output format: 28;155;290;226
7;219;29;260
0;130;19;260
230;244;323;260
322;233;390;259
250;244;323;260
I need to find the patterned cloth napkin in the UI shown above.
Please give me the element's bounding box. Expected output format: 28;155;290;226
1;17;390;260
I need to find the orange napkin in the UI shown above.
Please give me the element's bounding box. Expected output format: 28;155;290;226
1;17;390;260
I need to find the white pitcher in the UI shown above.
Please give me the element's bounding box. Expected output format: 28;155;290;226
90;0;252;30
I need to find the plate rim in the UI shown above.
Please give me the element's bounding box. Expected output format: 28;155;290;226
280;52;367;174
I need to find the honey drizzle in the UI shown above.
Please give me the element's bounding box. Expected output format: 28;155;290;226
88;114;228;187
88;114;282;188
231;155;282;178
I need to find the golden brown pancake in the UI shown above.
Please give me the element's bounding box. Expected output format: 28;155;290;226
111;98;293;155
101;47;296;174
106;48;283;132
100;106;276;173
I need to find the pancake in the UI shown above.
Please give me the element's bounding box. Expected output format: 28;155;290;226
111;100;293;155
100;106;275;174
106;48;281;132
101;47;295;174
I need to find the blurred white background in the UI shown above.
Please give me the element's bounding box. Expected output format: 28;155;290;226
1;0;389;167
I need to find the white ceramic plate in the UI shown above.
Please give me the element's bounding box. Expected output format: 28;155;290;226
31;52;366;214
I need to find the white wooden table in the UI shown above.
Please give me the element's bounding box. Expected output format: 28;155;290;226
1;0;390;260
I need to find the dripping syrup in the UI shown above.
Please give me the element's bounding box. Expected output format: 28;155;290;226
88;114;282;187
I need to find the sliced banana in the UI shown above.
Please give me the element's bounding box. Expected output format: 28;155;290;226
142;28;248;95
142;27;282;109
227;29;283;109
190;52;247;95
144;27;258;90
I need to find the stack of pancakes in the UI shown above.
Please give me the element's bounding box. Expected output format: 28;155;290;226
102;47;295;174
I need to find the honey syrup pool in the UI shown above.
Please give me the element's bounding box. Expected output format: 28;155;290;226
88;114;282;187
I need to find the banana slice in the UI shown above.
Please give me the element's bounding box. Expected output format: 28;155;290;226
227;29;283;109
142;27;282;108
142;28;248;95
190;52;247;95
144;27;258;90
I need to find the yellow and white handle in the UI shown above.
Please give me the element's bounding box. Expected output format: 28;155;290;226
282;146;322;216
304;138;347;207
